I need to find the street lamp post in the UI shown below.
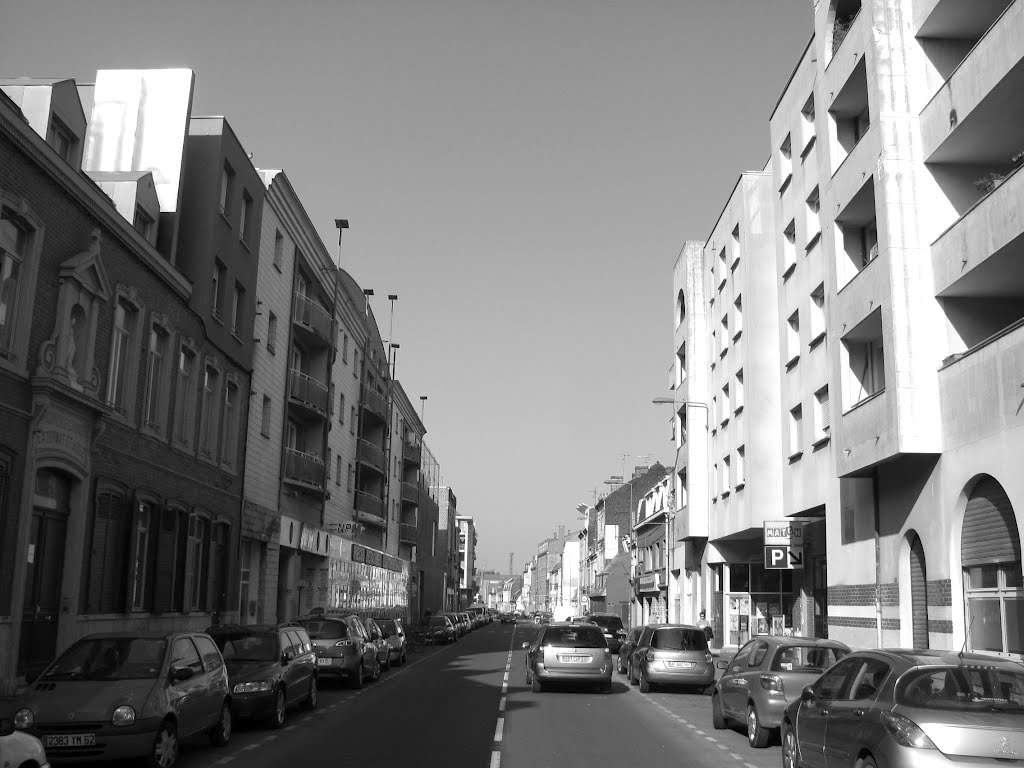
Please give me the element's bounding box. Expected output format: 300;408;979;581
651;398;710;625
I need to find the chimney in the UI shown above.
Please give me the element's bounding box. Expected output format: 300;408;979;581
558;525;566;540
633;465;649;479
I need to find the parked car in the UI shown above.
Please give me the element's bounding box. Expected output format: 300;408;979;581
13;631;231;766
628;624;715;693
361;617;392;671
459;612;474;632
712;635;849;747
584;613;628;654
206;623;318;729
295;614;379;688
372;617;407;666
499;612;514;624
0;712;49;768
617;627;643;675
426;615;457;644
781;648;1024;768
523;622;613;693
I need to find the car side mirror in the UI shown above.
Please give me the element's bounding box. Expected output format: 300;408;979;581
521;642;531;649
0;717;14;737
169;665;194;682
281;652;293;665
716;660;728;669
801;684;817;702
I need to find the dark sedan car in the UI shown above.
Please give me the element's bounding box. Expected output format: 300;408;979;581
207;624;318;728
584;613;627;654
781;649;1024;768
617;627;643;675
712;635;848;747
13;631;231;766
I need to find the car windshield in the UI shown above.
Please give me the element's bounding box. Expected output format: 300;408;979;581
898;666;1024;712
544;626;607;648
651;628;707;651
770;645;845;673
42;637;167;681
375;619;396;633
212;631;278;662
429;617;450;627
589;616;624;632
298;620;348;640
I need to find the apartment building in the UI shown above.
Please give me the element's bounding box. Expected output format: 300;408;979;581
456;515;478;608
632;475;672;626
436;485;459;612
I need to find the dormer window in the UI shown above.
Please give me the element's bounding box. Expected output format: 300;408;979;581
133;205;155;243
47;115;77;164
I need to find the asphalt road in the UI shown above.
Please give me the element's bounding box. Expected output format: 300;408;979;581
169;622;785;768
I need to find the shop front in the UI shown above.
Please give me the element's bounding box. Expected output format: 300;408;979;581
326;542;410;620
710;561;796;649
636;571;667;625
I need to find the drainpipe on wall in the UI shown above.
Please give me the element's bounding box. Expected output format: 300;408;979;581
873;470;883;648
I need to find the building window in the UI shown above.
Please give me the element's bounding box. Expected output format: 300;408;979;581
734;369;745;412
47;115;77;163
219;161;235;219
736;446;746;487
267;311;277;354
350;406;356;434
779;133;793;192
809;285;826;348
208;522;230;614
273;230;284;271
211;260;226;321
783;219;797;277
789;405;804;458
133;205;155;243
143;320;171;436
829;58;870;166
0;209;29;360
336;456;342;486
199;363;221;461
339;392;345;424
843;315;885;408
722;384;730;425
347;463;354;492
106;294;142;416
239;190;253;246
732;296;743;338
188;514;209;610
130;500;158;611
722;456;731;495
730;225;741;269
787;311;801;366
800;93;816;153
87;484;130;614
712;462;718;499
231;283;245;338
805;187;821;247
342;332;349;363
814;386;831;442
220;379;240;470
720;314;729;357
718;247;727;290
261;395;272;438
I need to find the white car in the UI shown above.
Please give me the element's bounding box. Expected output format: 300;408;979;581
1;729;50;768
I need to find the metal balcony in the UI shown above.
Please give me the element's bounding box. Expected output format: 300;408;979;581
399;523;417;544
288;369;329;417
292;292;332;347
402;441;421;466
282;448;324;490
360;385;388;422
356;439;386;474
354;490;384;525
401;481;420;504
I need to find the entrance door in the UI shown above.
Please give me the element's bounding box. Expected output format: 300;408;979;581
813;556;828;638
909;535;929;649
19;477;70;675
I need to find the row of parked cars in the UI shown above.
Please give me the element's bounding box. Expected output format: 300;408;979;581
3;612;412;767
423;608;493;643
608;622;1024;768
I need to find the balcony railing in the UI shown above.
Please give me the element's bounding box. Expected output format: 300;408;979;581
283;448;324;489
354;490;384;521
399;523;417;544
289;369;329;416
292;292;332;344
402;441;422;466
360;385;388;421
356;439;386;473
401;481;420;504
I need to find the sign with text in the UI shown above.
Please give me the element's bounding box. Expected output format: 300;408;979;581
764;545;804;570
763;521;804;546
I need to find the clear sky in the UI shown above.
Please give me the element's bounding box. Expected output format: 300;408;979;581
0;0;813;575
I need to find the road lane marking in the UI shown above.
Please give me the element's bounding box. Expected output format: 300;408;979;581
717;744;729;750
499;696;506;712
241;744;260;752
213;758;234;765
730;754;742;760
283;725;296;731
705;736;716;742
490;752;501;768
494;717;504;741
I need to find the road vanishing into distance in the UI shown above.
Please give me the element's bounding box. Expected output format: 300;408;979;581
172;622;782;768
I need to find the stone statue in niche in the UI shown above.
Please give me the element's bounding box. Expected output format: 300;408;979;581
37;229;111;395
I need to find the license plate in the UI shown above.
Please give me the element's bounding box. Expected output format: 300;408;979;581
558;655;591;663
45;733;96;748
667;661;695;669
317;658;333;665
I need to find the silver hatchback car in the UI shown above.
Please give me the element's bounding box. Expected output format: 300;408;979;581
524;623;613;692
781;649;1024;768
628;624;715;693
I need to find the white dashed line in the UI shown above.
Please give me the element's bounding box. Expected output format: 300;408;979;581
283;725;296;732
717;744;729;750
241;744;260;752
494;717;504;741
499;696;506;712
730;753;743;760
490;752;501;768
705;736;716;742
213;758;234;766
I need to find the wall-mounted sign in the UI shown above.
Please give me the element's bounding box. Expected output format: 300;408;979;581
638;573;660;592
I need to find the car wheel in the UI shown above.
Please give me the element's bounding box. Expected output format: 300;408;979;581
148;719;178;768
267;686;287;729
401;650;407;665
747;704;770;748
711;692;726;729
301;675;317;710
353;661;365;689
639;665;652;693
208;701;232;746
371;657;381;681
616;655;625;674
382;653;390;671
782;724;799;768
532;675;543;693
628;661;638;685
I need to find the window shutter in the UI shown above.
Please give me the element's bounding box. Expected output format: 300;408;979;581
962;477;1019;567
820;391;831;431
796;410;804;450
90;489;128;614
153;508;179;612
88;491;113;613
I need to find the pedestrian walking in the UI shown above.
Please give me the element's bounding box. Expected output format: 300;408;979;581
696;609;714;643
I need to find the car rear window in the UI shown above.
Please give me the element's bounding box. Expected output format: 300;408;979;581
375;619;397;633
299;620;347;640
898;666;1024;711
651;628;707;651
543;626;607;648
588;616;623;632
770;645;845;673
